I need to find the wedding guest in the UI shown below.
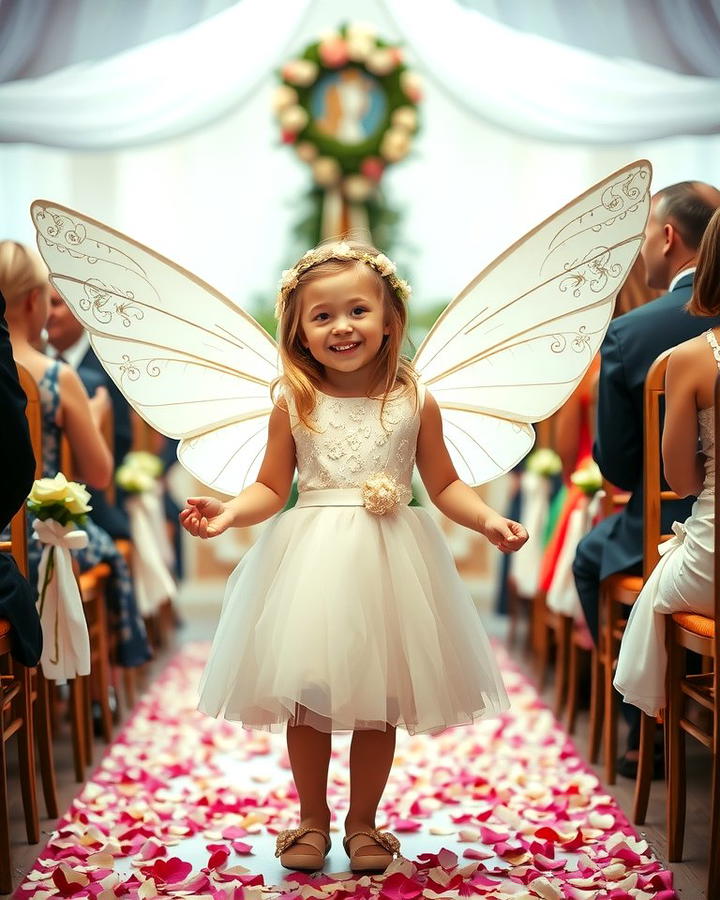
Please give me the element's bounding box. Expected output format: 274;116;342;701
0;241;150;668
0;287;42;665
572;181;720;775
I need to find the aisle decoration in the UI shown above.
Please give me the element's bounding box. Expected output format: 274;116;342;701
546;462;604;618
273;22;421;245
27;473;91;681
116;451;176;617
16;642;677;899
511;449;562;598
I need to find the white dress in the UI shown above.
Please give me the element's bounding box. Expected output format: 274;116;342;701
614;331;718;716
198;386;510;734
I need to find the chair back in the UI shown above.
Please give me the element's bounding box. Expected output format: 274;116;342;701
0;364;43;577
643;348;677;579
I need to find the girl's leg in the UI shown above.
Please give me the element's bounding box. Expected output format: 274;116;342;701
284;721;332;861
345;725;397;862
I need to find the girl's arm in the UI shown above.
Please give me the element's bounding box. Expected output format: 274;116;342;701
58;364;113;488
181;401;296;539
415;391;527;553
662;343;704;498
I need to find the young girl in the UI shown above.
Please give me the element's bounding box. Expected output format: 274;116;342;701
615;207;720;715
180;241;528;873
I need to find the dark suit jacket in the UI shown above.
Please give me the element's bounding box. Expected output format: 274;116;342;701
594;273;720;578
0;290;42;665
77;346;133;539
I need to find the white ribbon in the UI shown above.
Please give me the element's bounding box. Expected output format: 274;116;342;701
545;489;605;618
510;470;550;597
33;518;90;682
126;490;177;616
659;520;687;556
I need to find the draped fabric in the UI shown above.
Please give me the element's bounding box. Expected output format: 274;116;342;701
459;0;720;78
0;0;719;148
381;0;720;142
0;0;313;149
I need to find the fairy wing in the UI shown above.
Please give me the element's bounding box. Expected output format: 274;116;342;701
413;160;651;486
31;201;279;496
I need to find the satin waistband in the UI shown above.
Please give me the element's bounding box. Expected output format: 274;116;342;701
295;488;412;509
295;488;365;508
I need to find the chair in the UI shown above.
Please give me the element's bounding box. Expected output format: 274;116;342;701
662;373;720;897
594;350;676;796
0;365;45;892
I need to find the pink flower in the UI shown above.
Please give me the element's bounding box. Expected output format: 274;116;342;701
319;37;349;68
361;156;386;182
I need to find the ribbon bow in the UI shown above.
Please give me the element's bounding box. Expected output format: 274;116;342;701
659;520;687;557
32;518;90;682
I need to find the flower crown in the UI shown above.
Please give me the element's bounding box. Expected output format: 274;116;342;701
274;242;411;319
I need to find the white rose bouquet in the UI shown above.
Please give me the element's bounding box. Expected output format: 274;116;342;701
27;473;92;681
116;450;164;493
525;448;563;477
27;472;92;526
116;451;177;616
570;461;603;497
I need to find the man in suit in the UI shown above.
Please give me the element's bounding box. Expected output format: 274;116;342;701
45;289;133;539
0;288;42;665
573;181;720;774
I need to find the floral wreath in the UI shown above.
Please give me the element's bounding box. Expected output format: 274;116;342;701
275;242;411;318
272;23;422;204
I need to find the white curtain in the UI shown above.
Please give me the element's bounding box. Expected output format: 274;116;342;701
458;0;720;78
1;0;720;148
381;0;720;142
0;0;312;148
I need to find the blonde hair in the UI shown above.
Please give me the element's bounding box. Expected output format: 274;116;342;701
0;240;49;310
688;207;720;316
271;240;416;428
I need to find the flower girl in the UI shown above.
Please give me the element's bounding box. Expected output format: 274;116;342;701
181;242;526;872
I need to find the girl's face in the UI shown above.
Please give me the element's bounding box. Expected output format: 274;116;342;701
298;265;389;382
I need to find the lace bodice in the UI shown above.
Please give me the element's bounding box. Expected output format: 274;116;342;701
288;387;422;497
698;407;715;493
698;329;720;494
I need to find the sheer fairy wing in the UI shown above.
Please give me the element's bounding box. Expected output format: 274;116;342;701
413;160;651;486
31;200;279;495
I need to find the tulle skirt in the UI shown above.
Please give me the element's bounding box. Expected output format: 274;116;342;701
198;503;509;734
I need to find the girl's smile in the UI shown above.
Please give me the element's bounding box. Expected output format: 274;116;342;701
299;266;389;389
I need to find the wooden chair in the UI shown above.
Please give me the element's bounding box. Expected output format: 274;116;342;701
0;366;44;892
662;373;720;897
594;350;676;794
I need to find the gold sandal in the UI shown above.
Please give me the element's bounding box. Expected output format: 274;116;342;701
275;827;331;871
343;828;401;872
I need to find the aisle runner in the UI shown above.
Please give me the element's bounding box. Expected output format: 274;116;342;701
18;644;677;900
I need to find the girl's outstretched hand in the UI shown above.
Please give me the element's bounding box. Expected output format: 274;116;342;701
180;497;235;539
481;513;528;554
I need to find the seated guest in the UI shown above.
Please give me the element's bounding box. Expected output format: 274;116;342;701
0;241;150;668
46;288;132;540
615;207;720;713
572;181;720;775
0;287;42;665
